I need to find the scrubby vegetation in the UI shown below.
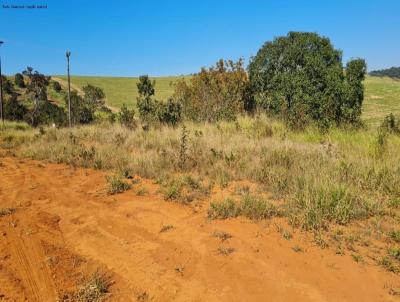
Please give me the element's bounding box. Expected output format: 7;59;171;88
370;66;400;79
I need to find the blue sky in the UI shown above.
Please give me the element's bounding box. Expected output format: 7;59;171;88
1;0;399;76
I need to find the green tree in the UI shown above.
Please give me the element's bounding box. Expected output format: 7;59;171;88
118;104;136;129
4;94;28;121
14;73;25;88
65;91;93;125
157;98;182;126
52;80;62;92
82;84;105;110
1;75;14;95
22;67;51;126
136;75;158;122
137;75;155;98
341;59;367;124
248;32;366;128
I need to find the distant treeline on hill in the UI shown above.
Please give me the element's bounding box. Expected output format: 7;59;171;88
369;67;400;78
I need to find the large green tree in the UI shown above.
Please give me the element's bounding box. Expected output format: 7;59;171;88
248;32;366;128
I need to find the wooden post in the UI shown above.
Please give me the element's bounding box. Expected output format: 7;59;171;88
66;51;71;128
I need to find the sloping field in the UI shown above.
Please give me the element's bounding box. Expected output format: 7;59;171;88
363;76;400;125
0;156;399;301
55;75;400;125
56;75;187;109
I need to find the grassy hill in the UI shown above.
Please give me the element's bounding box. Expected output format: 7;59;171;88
363;76;400;125
55;75;400;124
55;75;187;109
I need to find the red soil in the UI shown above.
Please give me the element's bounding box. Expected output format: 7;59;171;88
0;156;398;301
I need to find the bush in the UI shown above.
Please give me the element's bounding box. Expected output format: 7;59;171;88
4;95;28;121
136;76;182;125
52;81;62;92
36;101;67;126
14;73;25;88
173;59;252;122
136;75;157;123
248;31;366;128
118;104;136;129
157;98;182;126
380;113;400;135
1;75;15;94
82;84;105;109
65;91;94;125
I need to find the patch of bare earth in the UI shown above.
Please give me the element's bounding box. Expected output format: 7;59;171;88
0;156;399;301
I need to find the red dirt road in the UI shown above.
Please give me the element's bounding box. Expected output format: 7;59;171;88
0;156;399;301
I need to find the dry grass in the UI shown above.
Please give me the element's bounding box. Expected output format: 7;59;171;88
0;208;16;217
58;271;112;302
1;115;400;233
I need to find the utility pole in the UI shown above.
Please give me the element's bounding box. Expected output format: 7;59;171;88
0;41;4;126
66;51;72;128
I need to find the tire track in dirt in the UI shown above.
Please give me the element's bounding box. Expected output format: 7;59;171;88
1;156;400;301
7;223;56;301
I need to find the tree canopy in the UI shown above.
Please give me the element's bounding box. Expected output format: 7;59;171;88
248;31;366;128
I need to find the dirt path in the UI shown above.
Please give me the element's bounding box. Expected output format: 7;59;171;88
0;156;399;301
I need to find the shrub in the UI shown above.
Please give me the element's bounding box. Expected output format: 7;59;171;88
82;84;105;109
14;73;25;88
173;59;252;122
157;98;182;126
136;75;157;123
1;75;15;94
36;101;67;126
380;113;400;135
248;31;366;128
136;76;182;125
52;81;62;92
118;104;136;129
4;95;28;121
65;91;94;125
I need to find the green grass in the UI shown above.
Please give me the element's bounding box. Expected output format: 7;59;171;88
55;75;188;109
363;76;400;125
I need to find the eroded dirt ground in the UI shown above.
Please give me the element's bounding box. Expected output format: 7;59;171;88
0;156;399;301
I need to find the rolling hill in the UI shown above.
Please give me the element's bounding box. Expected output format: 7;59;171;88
55;75;187;109
54;75;400;125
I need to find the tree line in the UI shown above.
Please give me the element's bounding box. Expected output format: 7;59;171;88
1;31;367;130
369;66;400;79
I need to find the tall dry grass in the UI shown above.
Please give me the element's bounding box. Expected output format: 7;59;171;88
1;115;399;230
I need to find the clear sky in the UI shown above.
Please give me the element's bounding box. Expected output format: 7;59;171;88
1;0;399;76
